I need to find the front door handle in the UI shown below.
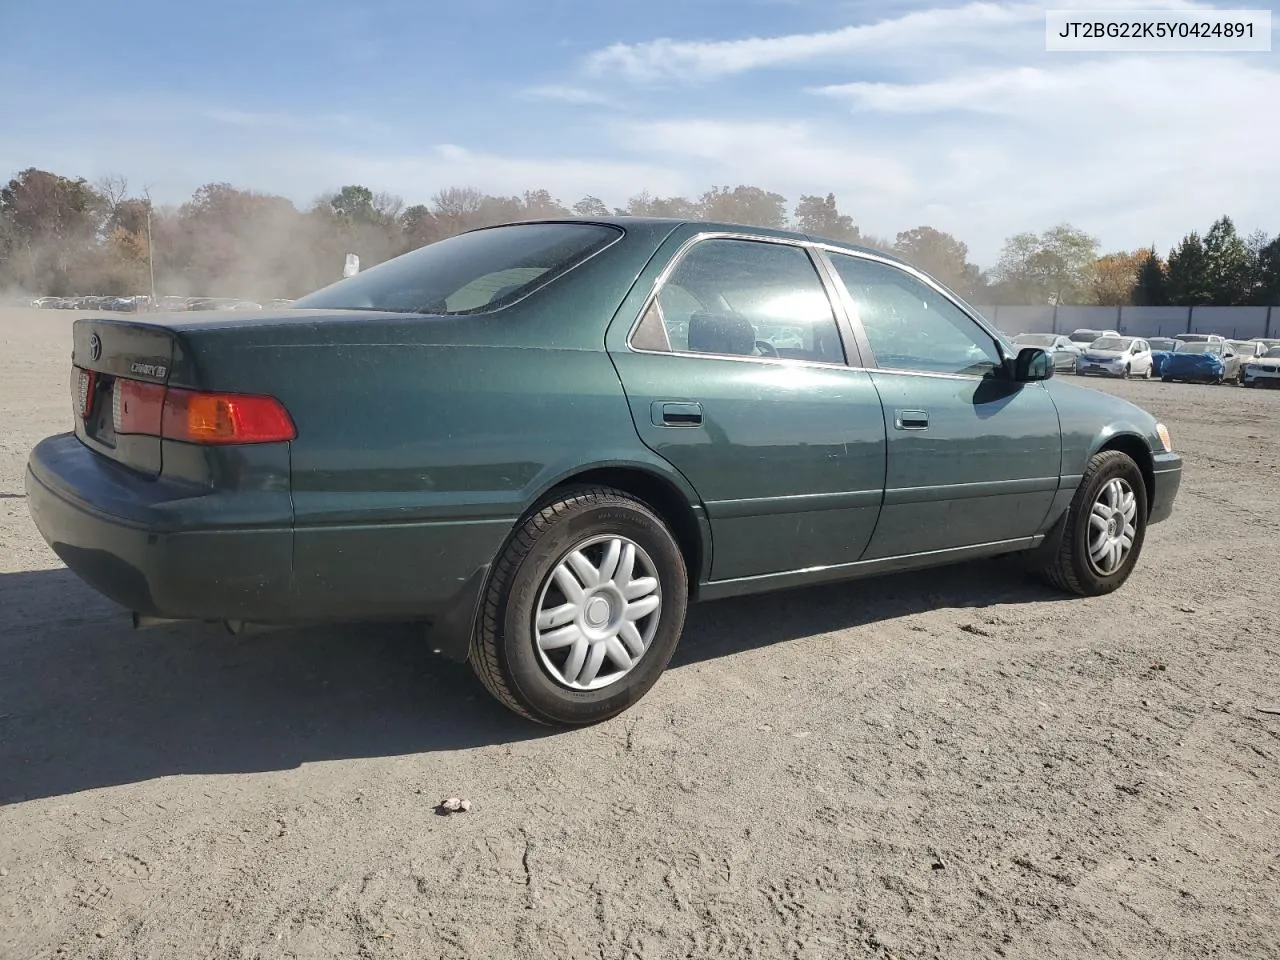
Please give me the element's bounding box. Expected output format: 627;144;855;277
894;408;929;430
653;401;703;427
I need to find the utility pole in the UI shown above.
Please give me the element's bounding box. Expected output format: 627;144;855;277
143;187;157;307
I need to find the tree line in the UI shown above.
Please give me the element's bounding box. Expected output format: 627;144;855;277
2;166;1278;307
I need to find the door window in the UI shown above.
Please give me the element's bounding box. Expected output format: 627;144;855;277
634;239;845;364
827;253;1002;376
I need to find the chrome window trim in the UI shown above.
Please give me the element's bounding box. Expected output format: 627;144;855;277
622;231;857;370
811;243;1012;379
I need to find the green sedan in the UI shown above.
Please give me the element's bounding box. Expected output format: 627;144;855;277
26;219;1183;725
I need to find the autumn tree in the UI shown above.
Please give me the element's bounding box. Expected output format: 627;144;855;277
696;185;787;228
623;191;698;219
893;226;982;298
793;193;859;242
0;168;105;292
1090;248;1151;306
399;204;440;249
989;224;1099;305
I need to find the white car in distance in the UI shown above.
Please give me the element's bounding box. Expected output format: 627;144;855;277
1076;336;1155;379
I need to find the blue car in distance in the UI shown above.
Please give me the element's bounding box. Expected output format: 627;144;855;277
1161;341;1240;384
1147;337;1180;378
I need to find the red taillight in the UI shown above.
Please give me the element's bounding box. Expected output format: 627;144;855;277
72;366;96;418
112;379;165;435
97;376;295;445
161;388;296;444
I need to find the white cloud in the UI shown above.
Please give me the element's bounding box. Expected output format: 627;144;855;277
520;85;619;107
334;144;691;204
583;0;1216;82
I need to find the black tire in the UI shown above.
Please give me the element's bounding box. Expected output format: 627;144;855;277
469;485;688;726
1032;450;1148;597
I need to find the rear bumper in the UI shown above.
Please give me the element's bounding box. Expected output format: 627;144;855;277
26;434;510;660
26;434;293;622
1148;451;1182;525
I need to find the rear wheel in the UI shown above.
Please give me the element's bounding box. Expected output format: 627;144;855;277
469;486;688;726
1031;450;1148;597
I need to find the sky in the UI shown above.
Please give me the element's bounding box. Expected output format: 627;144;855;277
1;0;1277;266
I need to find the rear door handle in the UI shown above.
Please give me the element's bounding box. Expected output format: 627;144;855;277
653;401;703;427
894;409;929;430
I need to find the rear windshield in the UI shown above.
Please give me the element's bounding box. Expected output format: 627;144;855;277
1014;334;1056;347
295;222;622;315
1068;330;1098;343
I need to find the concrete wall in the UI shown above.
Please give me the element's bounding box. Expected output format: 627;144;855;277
992;306;1056;334
984;305;1276;339
1189;306;1269;340
1119;307;1191;338
1056;306;1123;333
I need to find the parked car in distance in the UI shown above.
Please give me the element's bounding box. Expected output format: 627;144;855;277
1010;333;1082;372
1248;337;1280;354
158;296;188;312
1076;336;1154;379
1174;333;1225;344
1148;338;1181;377
1067;327;1120;347
1228;340;1266;367
1241;346;1280;388
1162;340;1239;384
25;218;1184;725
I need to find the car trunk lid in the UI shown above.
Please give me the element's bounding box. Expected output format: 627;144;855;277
71;318;175;477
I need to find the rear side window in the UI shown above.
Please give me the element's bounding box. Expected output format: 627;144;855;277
294;222;621;315
634;238;845;364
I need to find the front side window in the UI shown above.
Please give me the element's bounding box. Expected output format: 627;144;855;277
635;238;845;364
827;253;1002;376
294;222;621;315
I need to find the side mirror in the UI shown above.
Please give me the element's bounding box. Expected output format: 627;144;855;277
1011;346;1054;382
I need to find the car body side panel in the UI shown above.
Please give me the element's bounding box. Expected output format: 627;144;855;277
271;342;659;611
862;373;1062;558
610;351;888;580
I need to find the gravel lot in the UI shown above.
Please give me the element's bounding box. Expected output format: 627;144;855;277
1;308;1278;960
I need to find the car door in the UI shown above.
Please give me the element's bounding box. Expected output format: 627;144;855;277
606;232;887;582
1134;340;1152;375
1053;336;1078;370
820;249;1063;559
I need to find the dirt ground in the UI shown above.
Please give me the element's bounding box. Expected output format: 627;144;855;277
1;308;1277;960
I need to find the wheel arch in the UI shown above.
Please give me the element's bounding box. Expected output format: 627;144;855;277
1096;432;1154;515
534;465;710;596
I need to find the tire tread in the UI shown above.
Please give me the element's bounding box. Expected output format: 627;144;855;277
468;485;663;725
1036;450;1137;597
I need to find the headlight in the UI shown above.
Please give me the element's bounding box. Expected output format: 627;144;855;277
1156;423;1172;453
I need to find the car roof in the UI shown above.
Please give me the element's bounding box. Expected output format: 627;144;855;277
467;217;920;269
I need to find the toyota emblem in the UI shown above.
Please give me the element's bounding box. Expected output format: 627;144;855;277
88;333;102;362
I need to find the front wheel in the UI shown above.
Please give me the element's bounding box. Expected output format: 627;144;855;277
469;485;688;726
1031;450;1148;597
